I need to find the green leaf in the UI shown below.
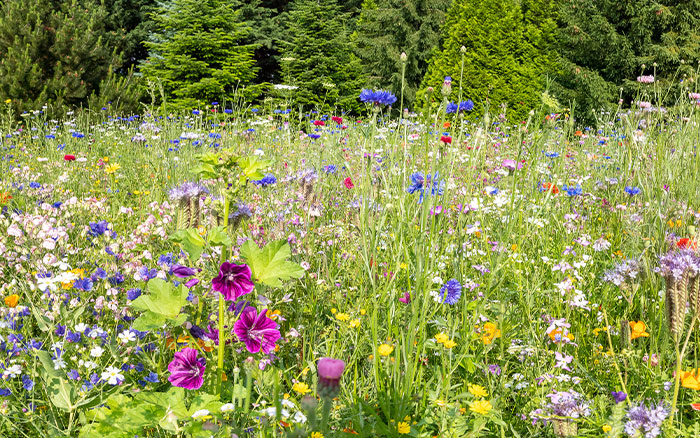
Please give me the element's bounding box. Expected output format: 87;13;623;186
238;155;272;182
240;239;304;287
130;279;189;329
208;226;232;247
171;229;206;262
46;377;76;411
35;349;61;378
132;312;168;331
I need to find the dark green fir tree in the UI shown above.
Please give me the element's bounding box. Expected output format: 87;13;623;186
103;0;158;72
0;0;116;115
421;0;557;121
555;0;700;124
140;0;259;108
280;0;366;112
354;0;451;108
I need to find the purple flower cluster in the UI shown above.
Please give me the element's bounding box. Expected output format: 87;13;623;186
531;390;591;423
602;259;641;286
168;181;208;202
657;249;700;280
624;401;669;438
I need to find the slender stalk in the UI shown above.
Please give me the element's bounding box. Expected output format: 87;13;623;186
217;194;231;393
670;316;697;418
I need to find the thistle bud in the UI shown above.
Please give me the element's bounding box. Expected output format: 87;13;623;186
442;76;452;97
400;52;407;62
460;46;467;54
317;357;345;399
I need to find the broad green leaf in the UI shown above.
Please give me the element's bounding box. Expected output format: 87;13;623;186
238;155;272;181
171;229;206;261
131;279;188;319
131;312;168;331
240;239;304;287
208;226;232;247
35;349;61;378
47;377;76;411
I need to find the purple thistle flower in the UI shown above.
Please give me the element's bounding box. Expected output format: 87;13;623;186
233;307;281;354
167;348;205;390
212;262;254;302
317;357;345;398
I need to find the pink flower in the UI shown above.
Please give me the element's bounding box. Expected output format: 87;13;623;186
168;348;205;390
233;307;281;354
212;262;254;302
317;357;345;398
344;177;354;189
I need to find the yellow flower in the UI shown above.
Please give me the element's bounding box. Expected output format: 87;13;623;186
434;399;446;407
4;99;10;104
397;421;410;434
443;339;457;349
4;294;19;308
468;384;488;398
105;163;121;174
602;425;612;433
310;433;324;438
331;308;337;314
400;263;407;270
680;369;700;390
468;399;492;415
378;344;394;356
435;333;449;344
335;313;350;322
292;382;311;395
349;319;361;328
481;322;501;345
629;321;649;340
360;309;366;315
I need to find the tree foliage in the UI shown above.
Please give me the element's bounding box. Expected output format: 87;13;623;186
140;0;259;108
354;0;451;108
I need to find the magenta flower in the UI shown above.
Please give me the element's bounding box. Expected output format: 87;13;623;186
212;262;254;301
398;292;411;304
233;307;281;354
167;348;205;390
317;357;345;398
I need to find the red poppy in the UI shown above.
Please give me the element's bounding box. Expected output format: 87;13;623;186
344;177;354;189
692;403;700;411
677;238;698;250
440;135;452;144
64;154;76;161
313;120;325;126
332;116;343;125
540;182;560;195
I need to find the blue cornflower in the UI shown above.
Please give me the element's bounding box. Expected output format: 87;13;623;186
253;174;277;187
224;109;233;114
0;389;11;397
625;186;641;196
563;184;582;196
359;89;397;106
324;165;337;174
308;133;320;139
446;100;475;114
71;132;84;138
439;279;462;305
407;172;444;203
67;370;80;380
545;151;560;158
192;110;200;115
29;182;41;189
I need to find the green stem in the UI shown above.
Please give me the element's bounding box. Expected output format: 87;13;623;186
217;194;231;394
670;316;697;419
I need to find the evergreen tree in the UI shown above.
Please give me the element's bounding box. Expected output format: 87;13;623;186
421;0;557;121
0;0;115;115
354;0;451;108
555;0;700;123
103;0;158;72
280;0;366;111
140;0;259;108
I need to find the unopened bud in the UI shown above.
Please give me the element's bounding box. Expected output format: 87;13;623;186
460;46;467;54
400;52;407;62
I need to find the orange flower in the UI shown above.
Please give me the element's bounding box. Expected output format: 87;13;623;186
443;121;451;129
681;369;700;390
4;294;18;308
692;403;700;411
629;321;649;340
481;322;501;345
574;130;583;136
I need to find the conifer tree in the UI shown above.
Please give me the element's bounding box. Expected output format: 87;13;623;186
280;0;366;111
421;0;557;121
555;0;700;123
354;0;451;108
0;0;115;114
103;0;158;72
140;0;259;108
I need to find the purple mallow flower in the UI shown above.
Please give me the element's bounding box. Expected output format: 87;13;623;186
167;348;205;390
233;307;281;354
212;262;254;302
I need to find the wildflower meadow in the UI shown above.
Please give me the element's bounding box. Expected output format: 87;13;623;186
4;77;700;438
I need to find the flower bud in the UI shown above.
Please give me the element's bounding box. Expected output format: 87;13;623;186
317;357;345;399
460;46;467;53
400;52;407;62
442;76;452;97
